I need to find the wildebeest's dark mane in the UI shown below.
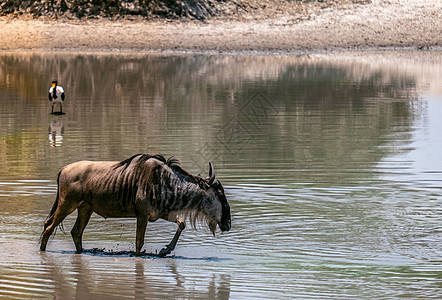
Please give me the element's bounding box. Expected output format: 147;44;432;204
114;153;166;171
114;153;201;185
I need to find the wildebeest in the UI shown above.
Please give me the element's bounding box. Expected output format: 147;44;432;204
40;154;231;257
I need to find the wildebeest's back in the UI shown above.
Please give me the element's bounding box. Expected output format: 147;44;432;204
58;160;142;218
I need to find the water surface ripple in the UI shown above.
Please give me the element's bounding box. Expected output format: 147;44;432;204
0;51;441;298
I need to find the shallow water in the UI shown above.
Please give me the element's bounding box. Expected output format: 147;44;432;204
0;51;441;298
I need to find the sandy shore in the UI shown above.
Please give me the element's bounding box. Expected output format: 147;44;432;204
0;0;440;53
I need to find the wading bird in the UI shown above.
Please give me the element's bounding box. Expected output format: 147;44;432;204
48;80;65;114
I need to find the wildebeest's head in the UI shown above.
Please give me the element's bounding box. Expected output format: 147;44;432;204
200;162;231;235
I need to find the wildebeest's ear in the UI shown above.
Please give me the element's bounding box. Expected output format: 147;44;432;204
208;162;215;186
196;176;210;190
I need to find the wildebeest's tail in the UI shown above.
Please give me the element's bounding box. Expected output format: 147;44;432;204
42;170;64;234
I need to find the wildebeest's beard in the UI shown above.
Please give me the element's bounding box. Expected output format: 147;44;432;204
201;192;223;236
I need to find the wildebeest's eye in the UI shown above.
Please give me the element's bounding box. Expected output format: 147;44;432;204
212;179;222;189
211;181;219;190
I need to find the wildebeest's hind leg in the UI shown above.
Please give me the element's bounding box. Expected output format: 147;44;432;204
71;203;93;253
158;216;186;257
40;199;78;251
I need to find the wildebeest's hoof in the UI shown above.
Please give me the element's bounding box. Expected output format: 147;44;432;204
158;246;171;257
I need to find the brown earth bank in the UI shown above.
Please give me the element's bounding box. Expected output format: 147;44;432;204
0;0;440;53
0;0;370;21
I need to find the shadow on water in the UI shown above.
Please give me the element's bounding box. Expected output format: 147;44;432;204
52;248;231;261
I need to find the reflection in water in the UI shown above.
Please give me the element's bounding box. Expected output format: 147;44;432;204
37;251;231;299
0;52;441;298
0;52;428;181
49;116;64;147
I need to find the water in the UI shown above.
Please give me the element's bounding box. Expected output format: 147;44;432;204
0;51;441;298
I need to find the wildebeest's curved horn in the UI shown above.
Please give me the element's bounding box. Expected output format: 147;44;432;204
208;162;215;185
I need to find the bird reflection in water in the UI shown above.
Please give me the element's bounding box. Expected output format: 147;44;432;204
48;116;64;147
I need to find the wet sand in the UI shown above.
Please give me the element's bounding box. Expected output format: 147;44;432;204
0;0;440;53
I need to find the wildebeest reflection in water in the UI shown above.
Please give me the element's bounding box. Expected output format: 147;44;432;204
40;154;231;257
40;252;231;298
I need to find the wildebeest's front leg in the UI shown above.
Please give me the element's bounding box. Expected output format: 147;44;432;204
136;216;148;256
158;216;186;257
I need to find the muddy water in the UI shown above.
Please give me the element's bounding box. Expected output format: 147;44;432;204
0;51;441;298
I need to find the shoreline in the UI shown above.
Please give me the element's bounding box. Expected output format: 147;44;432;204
0;0;440;54
1;46;441;57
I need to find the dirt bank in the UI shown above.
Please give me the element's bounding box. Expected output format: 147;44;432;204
0;0;440;53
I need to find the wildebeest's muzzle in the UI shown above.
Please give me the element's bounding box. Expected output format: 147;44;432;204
220;204;231;232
